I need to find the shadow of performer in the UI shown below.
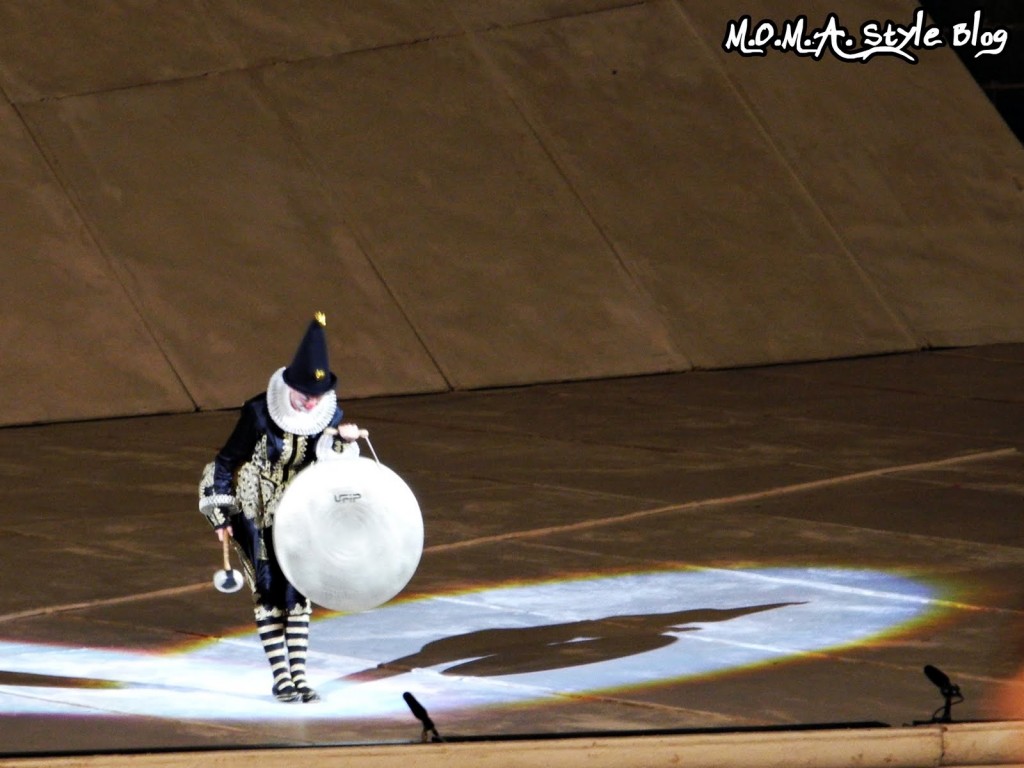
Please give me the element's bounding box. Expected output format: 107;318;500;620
344;601;802;682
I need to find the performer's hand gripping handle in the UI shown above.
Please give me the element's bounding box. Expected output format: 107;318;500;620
330;423;367;442
323;424;378;464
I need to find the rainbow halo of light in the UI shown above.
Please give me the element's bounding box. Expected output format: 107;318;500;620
0;566;944;721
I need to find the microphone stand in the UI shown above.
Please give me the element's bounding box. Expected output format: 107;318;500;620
914;664;964;725
403;692;443;743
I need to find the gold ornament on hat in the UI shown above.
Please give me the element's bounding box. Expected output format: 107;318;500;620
315;311;326;326
315;369;326;381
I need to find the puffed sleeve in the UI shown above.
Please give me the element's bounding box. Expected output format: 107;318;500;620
213;398;264;494
197;398;263;527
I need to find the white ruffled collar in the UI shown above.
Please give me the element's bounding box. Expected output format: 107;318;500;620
265;367;337;435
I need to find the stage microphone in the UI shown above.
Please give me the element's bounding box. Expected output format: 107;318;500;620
403;691;442;742
917;664;963;725
924;664;959;697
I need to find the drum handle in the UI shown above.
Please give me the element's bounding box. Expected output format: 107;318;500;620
328;427;380;465
359;429;381;465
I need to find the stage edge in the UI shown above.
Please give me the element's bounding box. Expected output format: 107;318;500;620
2;722;1024;768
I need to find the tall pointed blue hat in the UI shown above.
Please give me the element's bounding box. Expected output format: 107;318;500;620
283;312;337;396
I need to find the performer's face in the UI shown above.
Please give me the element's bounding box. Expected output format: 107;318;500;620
289;389;322;412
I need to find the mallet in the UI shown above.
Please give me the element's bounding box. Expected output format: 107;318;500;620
213;533;244;593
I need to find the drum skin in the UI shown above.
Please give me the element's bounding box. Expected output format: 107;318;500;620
273;456;423;612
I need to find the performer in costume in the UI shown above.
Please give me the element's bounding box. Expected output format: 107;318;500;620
198;312;361;702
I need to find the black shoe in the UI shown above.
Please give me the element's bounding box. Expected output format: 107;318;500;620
273;680;300;702
296;684;320;703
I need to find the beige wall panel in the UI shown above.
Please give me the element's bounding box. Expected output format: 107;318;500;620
258;39;689;389
479;2;919;369
19;74;447;410
0;0;463;104
683;0;1024;347
0;104;192;425
0;0;242;102
202;0;461;63
447;0;636;30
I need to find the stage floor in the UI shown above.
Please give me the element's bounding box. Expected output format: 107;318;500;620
2;345;1024;755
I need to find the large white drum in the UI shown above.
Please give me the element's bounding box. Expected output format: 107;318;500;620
273;456;423;612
